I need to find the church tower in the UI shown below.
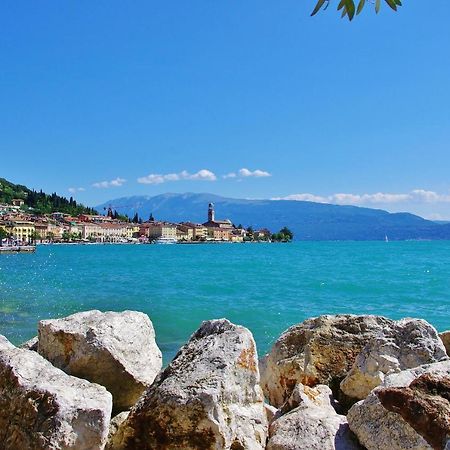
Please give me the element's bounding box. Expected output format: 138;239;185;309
208;202;215;222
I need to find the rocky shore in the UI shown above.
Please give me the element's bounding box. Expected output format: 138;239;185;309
1;311;449;449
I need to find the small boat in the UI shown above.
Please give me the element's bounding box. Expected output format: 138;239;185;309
153;237;177;245
0;245;36;253
385;235;389;243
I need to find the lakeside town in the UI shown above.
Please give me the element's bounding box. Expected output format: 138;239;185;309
0;199;293;248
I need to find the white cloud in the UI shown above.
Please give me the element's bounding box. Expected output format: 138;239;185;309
68;187;85;194
410;189;450;203
273;190;450;206
92;177;126;188
189;169;217;181
274;193;327;202
223;168;271;180
238;168;271;178
137;169;217;185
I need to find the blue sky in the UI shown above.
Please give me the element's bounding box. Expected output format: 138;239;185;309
1;1;450;219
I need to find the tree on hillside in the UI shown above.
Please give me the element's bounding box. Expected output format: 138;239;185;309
272;227;294;242
312;0;402;21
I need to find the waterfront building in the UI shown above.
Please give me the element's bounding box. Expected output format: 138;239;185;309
2;220;35;243
79;222;103;240
139;222;178;241
180;222;208;240
176;225;193;241
202;203;234;240
47;222;65;240
230;233;244;243
210;228;231;241
203;203;233;230
78;222;130;242
34;222;49;241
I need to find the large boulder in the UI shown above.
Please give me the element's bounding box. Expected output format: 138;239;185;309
340;318;447;400
267;384;361;450
347;360;450;450
260;314;394;407
0;335;112;450
111;319;268;450
38;310;162;411
440;331;450;356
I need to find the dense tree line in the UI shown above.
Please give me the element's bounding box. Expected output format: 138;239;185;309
0;178;97;216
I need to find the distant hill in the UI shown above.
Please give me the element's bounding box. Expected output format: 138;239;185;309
96;193;450;241
0;178;97;216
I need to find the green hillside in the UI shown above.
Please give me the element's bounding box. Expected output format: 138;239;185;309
0;178;96;216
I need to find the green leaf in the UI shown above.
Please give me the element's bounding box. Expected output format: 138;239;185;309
385;0;398;11
338;0;346;11
311;0;327;17
375;0;381;14
356;0;366;15
345;0;356;20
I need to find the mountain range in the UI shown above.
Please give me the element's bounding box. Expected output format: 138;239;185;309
96;193;450;241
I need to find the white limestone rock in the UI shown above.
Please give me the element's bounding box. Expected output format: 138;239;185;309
38;309;162;411
440;330;450;356
0;334;112;450
111;319;268;450
340;318;448;400
347;360;450;450
265;403;278;423
260;314;394;407
0;334;14;350
267;384;362;450
20;335;38;351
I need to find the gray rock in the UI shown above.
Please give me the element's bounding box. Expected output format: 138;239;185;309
341;318;447;400
20;335;38;351
38;310;162;411
267;384;362;450
347;360;450;450
0;334;112;450
440;331;450;356
260;314;394;407
111;319;268;450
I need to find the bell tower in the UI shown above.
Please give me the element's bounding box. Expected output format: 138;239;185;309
208;203;215;222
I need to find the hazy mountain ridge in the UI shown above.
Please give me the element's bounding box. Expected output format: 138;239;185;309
96;193;450;241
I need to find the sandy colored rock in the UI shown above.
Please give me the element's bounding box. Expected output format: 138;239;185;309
111;319;268;450
341;318;447;400
377;373;450;450
267;384;361;450
440;331;450;357
260;314;394;407
347;360;450;450
0;334;112;450
107;411;130;450
38;309;162;411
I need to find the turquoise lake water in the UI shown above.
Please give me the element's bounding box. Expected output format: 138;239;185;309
1;242;449;364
